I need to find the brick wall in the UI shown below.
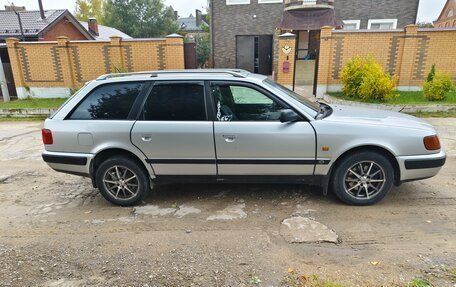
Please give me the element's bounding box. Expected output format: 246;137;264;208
211;0;283;69
41;17;89;41
6;35;185;99
313;25;456;96
334;0;419;29
277;33;296;85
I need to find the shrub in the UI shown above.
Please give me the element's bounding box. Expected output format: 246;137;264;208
423;72;454;101
340;56;398;101
426;64;436;83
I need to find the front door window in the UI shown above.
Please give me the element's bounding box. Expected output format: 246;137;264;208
211;84;285;122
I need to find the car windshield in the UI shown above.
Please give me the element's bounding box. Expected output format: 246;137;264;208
263;79;320;113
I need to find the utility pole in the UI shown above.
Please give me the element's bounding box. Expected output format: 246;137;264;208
11;3;25;41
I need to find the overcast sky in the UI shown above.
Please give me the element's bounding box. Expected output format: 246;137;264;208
0;0;447;23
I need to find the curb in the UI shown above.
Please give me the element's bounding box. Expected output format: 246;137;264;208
0;108;57;118
323;95;456;113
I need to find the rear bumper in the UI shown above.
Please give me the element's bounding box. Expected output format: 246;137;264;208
397;150;446;182
42;151;94;177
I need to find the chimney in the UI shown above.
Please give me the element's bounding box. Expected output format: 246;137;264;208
38;0;45;19
196;9;202;27
174;11;178;20
88;18;99;36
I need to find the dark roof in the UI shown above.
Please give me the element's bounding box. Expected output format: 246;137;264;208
176;14;208;32
277;9;343;30
0;9;93;40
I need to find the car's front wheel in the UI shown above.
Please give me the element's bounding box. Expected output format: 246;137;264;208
95;156;150;206
331;151;394;205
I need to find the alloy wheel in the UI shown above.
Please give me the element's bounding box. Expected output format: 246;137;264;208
102;165;139;200
343;161;386;200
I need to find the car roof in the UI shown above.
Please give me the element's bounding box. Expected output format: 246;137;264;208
95;69;268;83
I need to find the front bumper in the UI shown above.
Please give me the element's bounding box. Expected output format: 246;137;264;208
396;150;446;182
42;151;94;177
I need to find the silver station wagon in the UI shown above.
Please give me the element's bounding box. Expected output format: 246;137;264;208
42;70;446;206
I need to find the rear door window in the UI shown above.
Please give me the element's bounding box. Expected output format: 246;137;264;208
142;83;206;121
69;82;144;120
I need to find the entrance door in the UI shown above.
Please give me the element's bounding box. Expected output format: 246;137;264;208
210;81;316;176
258;35;273;75
236;35;273;75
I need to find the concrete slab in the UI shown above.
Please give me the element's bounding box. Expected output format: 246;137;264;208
280;216;338;244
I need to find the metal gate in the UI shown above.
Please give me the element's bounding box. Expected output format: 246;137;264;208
184;42;197;69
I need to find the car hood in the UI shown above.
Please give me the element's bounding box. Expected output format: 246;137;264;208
323;104;436;132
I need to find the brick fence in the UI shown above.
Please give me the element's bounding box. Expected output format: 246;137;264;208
317;25;456;96
6;35;184;99
277;25;456;97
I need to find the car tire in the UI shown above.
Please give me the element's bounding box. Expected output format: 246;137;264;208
95;156;150;206
331;151;394;206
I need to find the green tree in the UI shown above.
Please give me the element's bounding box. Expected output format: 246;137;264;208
74;0;105;24
417;21;434;28
195;33;210;68
103;0;179;38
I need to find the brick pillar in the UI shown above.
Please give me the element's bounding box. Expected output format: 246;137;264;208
397;25;419;89
165;34;184;70
277;32;296;86
109;36;124;72
57;36;76;88
316;26;333;98
5;38;25;96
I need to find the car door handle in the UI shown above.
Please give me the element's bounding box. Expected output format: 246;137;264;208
141;135;152;142
223;135;236;143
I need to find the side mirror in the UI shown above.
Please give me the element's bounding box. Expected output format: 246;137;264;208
280;109;301;123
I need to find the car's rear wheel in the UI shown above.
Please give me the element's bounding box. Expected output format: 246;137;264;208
331;151;394;205
96;156;149;206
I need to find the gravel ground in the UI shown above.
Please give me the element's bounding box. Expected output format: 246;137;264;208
0;119;455;287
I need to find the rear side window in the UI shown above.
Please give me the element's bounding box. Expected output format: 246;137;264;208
142;83;206;121
69;82;144;120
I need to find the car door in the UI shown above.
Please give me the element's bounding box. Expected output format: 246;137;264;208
131;81;216;176
210;81;316;176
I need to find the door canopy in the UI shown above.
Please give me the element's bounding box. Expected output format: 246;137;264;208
277;9;342;30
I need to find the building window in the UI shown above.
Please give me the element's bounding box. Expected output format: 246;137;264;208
448;9;454;18
258;0;282;3
368;19;398;30
226;0;250;5
343;20;361;30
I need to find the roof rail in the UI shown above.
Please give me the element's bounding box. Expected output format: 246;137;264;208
96;69;250;80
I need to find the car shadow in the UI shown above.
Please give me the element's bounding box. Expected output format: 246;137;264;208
143;183;341;205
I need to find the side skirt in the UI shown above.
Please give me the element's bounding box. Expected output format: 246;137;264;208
152;175;327;186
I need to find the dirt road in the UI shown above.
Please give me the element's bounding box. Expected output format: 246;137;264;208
0;119;455;287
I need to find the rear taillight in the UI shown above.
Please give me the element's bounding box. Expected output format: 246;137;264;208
42;129;53;145
423;135;440;151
